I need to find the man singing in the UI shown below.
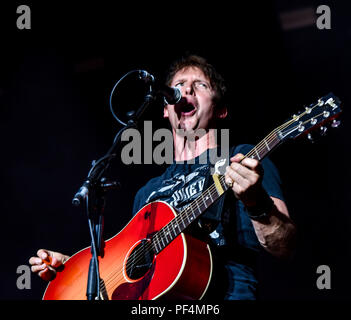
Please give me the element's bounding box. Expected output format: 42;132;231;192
30;54;296;300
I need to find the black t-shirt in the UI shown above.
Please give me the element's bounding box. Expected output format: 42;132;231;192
132;145;284;300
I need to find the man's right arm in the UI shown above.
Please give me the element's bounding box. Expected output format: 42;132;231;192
29;249;69;281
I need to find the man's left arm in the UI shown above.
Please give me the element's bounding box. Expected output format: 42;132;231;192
225;153;297;259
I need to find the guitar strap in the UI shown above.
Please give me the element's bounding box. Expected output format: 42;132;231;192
197;144;262;257
197;145;237;233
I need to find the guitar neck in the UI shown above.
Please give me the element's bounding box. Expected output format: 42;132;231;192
151;130;282;254
153;92;342;253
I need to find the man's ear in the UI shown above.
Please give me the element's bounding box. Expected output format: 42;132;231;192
216;106;228;119
163;106;169;118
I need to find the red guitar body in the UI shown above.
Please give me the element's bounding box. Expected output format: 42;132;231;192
43;201;213;300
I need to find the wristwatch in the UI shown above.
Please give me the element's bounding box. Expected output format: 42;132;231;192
245;192;274;221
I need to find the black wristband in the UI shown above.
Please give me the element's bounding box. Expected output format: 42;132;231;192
245;192;274;221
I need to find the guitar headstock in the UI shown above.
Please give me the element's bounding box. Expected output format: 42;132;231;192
278;93;342;142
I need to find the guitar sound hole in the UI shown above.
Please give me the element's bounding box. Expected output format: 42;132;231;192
126;240;155;280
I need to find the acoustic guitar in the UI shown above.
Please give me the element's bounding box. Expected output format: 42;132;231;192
43;93;341;300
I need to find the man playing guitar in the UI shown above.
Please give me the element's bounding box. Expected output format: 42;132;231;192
29;55;297;300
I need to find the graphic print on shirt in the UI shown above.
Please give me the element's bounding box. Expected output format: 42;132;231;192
144;158;228;212
214;158;226;175
145;164;209;212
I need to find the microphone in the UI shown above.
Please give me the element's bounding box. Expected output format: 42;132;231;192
138;70;182;105
159;85;182;105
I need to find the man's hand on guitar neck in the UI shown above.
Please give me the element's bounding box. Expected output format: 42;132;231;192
224;153;265;207
29;249;69;281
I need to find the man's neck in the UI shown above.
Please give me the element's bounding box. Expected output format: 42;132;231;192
173;128;218;162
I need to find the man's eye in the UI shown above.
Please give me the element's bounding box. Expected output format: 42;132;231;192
175;82;184;87
196;82;208;89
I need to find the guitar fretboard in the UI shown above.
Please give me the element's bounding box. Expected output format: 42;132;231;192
247;133;281;160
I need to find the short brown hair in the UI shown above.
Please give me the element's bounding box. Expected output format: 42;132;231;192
165;54;227;109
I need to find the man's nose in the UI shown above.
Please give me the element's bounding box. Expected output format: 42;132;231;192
184;83;195;95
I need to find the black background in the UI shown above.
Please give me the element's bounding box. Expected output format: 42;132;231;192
0;0;350;302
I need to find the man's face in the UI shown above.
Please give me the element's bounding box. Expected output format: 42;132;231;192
164;67;226;133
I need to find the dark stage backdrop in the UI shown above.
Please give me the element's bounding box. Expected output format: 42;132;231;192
0;0;350;301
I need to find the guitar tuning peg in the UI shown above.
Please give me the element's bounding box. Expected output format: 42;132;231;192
320;126;328;136
305;106;312;114
331;119;341;128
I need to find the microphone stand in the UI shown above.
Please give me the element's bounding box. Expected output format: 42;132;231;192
72;85;156;300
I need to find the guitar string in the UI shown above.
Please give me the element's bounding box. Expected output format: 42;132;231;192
97;115;300;294
97;116;299;294
151;110;305;244
113;101;332;293
97;127;287;294
98;122;299;295
167;101;333;236
98;174;232;294
98;181;223;294
98;102;325;295
147;113;300;247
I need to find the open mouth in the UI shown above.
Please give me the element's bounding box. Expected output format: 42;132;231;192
180;103;197;116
